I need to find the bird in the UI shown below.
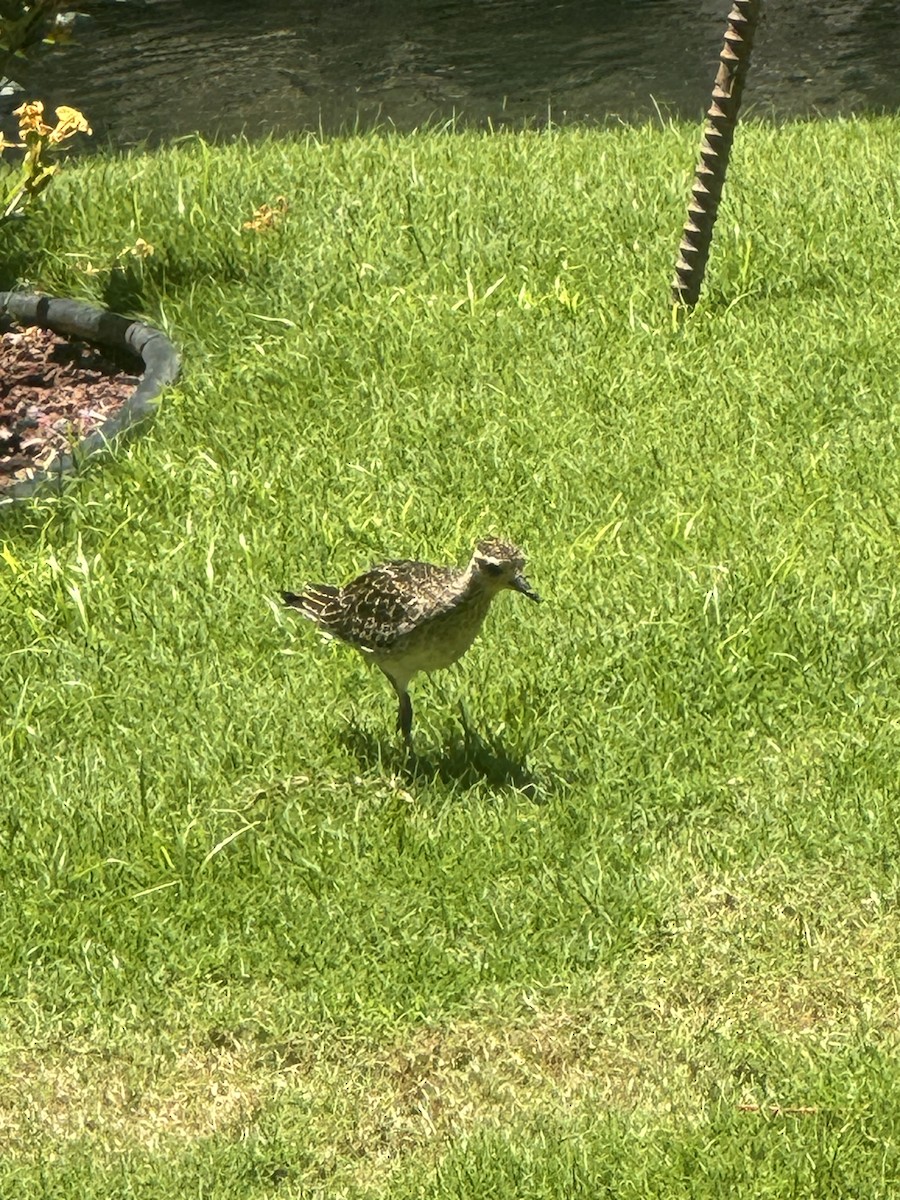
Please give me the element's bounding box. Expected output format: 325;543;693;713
282;537;541;747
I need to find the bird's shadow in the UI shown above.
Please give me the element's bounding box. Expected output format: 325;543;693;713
339;706;546;801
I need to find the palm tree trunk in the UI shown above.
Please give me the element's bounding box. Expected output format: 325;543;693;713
671;0;762;308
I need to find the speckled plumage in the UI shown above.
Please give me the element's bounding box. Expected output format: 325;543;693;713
282;538;541;746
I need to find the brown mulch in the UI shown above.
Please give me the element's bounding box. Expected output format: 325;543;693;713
0;321;141;492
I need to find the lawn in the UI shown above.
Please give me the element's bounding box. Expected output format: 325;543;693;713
1;116;900;1197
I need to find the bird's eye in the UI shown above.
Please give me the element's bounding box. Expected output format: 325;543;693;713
484;562;504;577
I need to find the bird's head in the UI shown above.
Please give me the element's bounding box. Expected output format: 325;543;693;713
470;538;541;602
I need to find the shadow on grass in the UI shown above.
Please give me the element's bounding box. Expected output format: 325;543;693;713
701;269;837;313
101;261;145;315
100;244;267;315
0;247;39;295
340;706;549;802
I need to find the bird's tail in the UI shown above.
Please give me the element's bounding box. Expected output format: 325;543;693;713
282;584;340;624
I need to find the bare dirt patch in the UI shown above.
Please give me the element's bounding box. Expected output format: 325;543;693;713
0;321;139;491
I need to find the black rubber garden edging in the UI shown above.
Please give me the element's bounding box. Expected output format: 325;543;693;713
0;291;180;503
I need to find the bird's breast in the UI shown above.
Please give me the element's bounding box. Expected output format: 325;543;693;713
375;591;493;674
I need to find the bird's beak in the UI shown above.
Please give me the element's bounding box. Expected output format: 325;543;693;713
510;574;542;603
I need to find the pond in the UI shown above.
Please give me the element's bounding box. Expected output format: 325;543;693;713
5;0;900;148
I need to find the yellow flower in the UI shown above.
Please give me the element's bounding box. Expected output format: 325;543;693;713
48;105;92;145
242;196;288;232
122;238;154;258
14;100;52;139
12;101;92;147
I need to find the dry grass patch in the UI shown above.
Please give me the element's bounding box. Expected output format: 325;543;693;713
0;1044;266;1153
0;1014;671;1187
662;867;900;1019
2;948;898;1181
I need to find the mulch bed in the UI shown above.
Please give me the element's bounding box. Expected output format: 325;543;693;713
0;321;141;492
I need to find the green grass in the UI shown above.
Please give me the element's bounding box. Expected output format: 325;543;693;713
2;116;900;1196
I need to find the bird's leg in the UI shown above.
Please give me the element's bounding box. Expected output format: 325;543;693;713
397;691;414;750
382;670;414;750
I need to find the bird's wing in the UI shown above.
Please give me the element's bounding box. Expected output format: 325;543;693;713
337;561;462;649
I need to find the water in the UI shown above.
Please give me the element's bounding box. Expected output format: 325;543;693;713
6;0;900;148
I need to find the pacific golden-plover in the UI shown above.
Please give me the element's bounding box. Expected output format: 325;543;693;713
282;538;541;746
